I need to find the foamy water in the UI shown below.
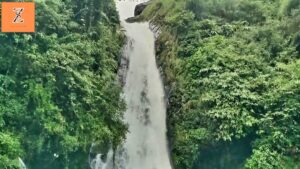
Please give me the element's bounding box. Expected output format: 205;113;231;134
115;1;172;169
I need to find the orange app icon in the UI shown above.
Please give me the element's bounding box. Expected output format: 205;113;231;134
1;2;35;33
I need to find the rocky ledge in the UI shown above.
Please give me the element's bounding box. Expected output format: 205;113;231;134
134;1;150;16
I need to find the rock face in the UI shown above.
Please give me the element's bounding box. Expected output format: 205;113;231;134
125;16;139;23
134;1;150;16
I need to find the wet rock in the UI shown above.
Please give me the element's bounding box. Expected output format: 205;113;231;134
134;1;150;16
125;16;140;23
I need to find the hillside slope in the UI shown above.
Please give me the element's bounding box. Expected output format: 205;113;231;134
141;0;300;168
0;0;126;168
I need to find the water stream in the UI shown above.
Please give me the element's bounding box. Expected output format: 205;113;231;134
115;1;172;169
91;1;172;168
90;148;114;169
18;157;27;169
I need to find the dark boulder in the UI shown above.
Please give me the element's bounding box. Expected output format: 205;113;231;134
125;17;139;23
134;1;150;16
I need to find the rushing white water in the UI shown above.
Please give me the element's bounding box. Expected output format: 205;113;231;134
18;157;27;169
90;149;114;169
115;1;172;169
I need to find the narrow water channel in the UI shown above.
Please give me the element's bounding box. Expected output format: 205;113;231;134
115;1;172;169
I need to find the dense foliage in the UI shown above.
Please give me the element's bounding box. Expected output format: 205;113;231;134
142;0;300;168
0;0;126;169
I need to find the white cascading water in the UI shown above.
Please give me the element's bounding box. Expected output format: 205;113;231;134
90;149;114;169
90;1;172;169
115;1;172;169
18;157;27;169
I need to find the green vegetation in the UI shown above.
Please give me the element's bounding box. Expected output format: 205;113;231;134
0;0;126;168
142;0;300;168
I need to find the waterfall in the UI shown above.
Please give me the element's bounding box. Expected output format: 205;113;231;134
114;1;173;169
18;157;27;169
90;1;172;169
90;149;114;169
